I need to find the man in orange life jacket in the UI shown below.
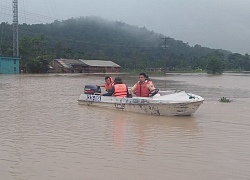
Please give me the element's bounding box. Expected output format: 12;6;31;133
101;77;129;98
130;73;156;97
97;76;114;91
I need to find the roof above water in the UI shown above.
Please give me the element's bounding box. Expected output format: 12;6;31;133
54;58;120;68
55;59;87;68
79;59;120;67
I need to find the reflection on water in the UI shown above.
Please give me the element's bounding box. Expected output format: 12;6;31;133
109;110;200;154
0;73;250;180
113;112;126;148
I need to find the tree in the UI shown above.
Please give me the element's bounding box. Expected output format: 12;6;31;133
19;34;51;73
26;56;49;73
54;41;63;58
206;56;224;74
243;54;250;71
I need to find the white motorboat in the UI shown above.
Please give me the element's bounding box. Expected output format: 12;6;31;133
78;85;204;116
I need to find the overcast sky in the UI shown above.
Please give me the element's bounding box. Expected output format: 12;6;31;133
1;0;250;54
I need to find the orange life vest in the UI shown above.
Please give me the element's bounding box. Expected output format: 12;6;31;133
114;84;127;98
104;77;114;91
135;81;150;97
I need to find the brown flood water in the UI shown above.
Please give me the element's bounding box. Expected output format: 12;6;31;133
0;73;250;180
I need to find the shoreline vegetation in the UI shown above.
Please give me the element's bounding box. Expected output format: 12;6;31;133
219;97;231;103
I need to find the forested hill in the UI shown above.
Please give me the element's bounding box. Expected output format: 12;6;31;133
0;16;243;72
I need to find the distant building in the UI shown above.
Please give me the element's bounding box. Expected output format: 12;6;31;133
79;59;120;73
50;58;121;73
50;59;86;73
0;56;20;74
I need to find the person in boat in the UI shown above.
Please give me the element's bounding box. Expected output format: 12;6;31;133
145;74;155;88
101;77;129;98
130;73;157;97
97;76;114;91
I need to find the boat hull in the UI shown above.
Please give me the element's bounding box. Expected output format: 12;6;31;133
78;91;204;116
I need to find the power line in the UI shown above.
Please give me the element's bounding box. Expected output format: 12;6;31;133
0;4;62;24
49;0;60;19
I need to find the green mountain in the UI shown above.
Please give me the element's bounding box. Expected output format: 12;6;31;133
0;16;243;72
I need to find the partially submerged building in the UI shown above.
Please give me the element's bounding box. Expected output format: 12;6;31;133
79;59;120;73
50;59;86;73
0;56;20;74
50;58;121;73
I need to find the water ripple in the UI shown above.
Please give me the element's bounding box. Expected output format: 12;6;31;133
0;74;250;180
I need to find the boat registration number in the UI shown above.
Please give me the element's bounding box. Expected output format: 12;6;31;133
86;95;101;102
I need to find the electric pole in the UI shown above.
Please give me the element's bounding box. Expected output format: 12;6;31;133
13;0;19;57
161;37;169;74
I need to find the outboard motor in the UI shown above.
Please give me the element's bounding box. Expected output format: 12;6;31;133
84;84;101;95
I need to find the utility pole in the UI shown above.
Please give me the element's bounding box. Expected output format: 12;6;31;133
161;37;169;74
13;0;19;57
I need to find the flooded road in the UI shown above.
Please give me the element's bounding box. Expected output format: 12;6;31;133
0;73;250;180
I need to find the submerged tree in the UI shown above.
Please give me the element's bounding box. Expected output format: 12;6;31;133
206;56;224;74
26;56;50;73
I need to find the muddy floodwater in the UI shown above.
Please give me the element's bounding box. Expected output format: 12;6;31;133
0;73;250;180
